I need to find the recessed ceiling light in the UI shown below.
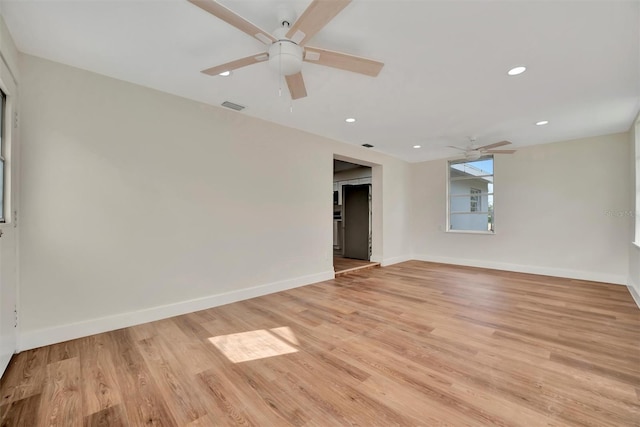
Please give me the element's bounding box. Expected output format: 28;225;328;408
507;66;526;76
535;120;549;126
219;71;231;77
413;145;421;149
345;118;356;123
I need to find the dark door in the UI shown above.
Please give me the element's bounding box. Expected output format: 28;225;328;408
343;184;370;260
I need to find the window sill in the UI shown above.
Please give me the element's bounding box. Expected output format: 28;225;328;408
633;241;640;250
446;229;495;235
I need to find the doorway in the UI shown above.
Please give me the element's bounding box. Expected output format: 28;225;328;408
343;184;370;259
333;159;378;275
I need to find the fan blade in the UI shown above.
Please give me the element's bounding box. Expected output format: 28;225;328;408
447;145;467;151
485;149;516;154
304;47;383;77
478;140;511;150
286;0;351;45
201;53;269;76
188;0;276;45
286;72;307;100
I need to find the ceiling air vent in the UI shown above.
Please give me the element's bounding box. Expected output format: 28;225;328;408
362;144;374;148
221;101;246;111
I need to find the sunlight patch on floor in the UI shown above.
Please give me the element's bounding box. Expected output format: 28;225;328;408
208;327;298;363
269;326;299;345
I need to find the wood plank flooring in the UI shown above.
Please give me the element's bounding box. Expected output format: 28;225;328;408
1;261;639;426
333;257;379;275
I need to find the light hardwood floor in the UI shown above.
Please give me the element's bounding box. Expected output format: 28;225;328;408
1;261;639;426
333;257;379;275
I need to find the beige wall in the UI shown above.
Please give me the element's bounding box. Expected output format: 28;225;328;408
13;51;639;350
0;14;18;80
410;132;632;284
629;114;640;300
18;54;411;349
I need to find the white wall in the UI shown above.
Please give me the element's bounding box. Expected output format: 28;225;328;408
629;114;640;305
15;53;636;352
18;54;411;350
411;133;631;284
0;15;18;80
334;167;372;182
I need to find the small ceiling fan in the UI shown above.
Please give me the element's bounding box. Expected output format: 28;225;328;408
449;138;517;161
187;0;384;100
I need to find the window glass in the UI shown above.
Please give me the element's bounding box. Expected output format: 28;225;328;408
448;157;493;232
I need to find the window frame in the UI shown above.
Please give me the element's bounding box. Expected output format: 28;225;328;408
0;89;6;223
0;56;16;228
446;155;495;234
635;118;640;247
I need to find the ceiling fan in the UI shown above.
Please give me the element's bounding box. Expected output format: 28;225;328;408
187;0;384;100
449;138;517;161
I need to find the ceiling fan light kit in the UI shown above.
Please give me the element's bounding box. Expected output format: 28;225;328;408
188;0;383;100
465;150;482;161
268;40;303;76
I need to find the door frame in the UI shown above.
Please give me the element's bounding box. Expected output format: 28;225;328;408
333;154;382;263
0;48;19;375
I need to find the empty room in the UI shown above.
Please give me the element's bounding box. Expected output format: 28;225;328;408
0;0;638;425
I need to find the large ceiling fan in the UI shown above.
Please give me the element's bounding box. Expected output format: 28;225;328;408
188;0;384;100
449;139;517;161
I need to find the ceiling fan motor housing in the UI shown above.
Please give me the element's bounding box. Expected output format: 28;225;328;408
268;40;303;76
465;150;482;161
190;0;384;99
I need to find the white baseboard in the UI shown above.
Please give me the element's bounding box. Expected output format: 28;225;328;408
18;270;335;352
370;254;382;263
16;257;631;351
628;285;640;309
413;254;627;285
380;255;412;267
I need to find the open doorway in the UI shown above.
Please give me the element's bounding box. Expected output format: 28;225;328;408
333;159;379;275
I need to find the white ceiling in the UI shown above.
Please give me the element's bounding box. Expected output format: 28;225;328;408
1;0;638;162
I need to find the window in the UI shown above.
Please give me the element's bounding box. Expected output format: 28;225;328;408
0;89;5;222
448;156;494;232
470;188;481;212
